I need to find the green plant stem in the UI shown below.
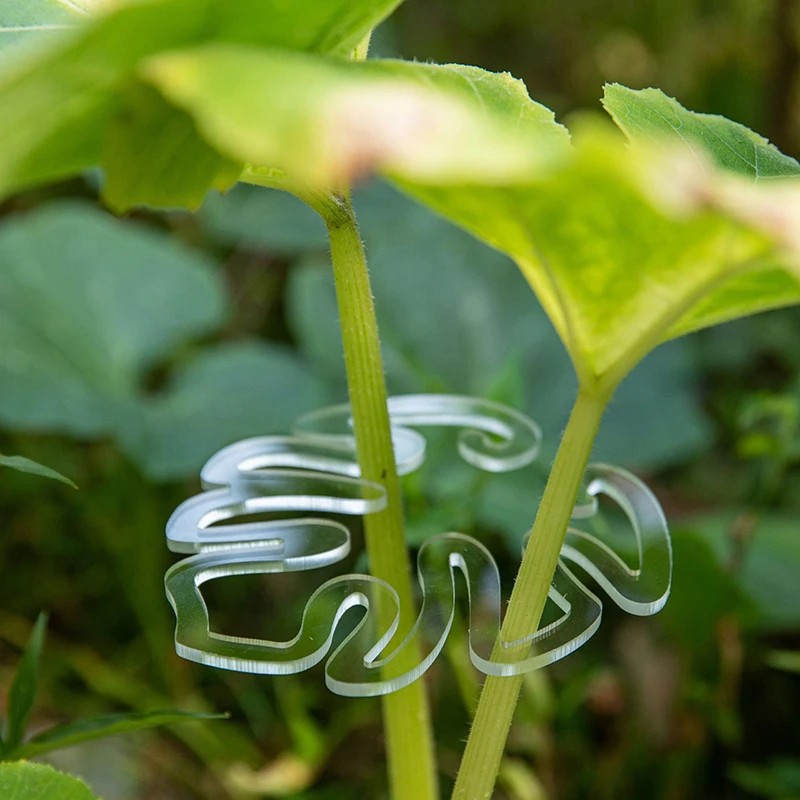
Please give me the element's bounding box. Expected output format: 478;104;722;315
452;389;608;800
324;193;439;800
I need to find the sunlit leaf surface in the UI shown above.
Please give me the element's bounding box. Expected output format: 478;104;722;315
0;763;97;800
1;1;800;395
602;84;800;182
0;0;106;64
145;47;568;188
400;122;800;388
0;0;405;200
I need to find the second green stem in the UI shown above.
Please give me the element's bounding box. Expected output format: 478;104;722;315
452;389;609;800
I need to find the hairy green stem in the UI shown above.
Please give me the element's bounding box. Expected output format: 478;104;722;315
324;194;439;800
452;389;608;800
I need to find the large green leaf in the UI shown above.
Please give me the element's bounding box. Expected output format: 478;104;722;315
0;0;404;201
3;0;800;394
0;762;97;800
0;202;325;479
0;201;225;436
0;0;209;197
602;84;800;342
145;46;569;189
0;0;548;209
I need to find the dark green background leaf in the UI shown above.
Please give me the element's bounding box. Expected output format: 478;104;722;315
0;202;325;479
200;187;329;255
682;514;800;630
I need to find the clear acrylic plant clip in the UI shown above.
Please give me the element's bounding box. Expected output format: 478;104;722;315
164;394;672;696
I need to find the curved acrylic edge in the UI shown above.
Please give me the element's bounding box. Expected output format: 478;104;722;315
560;464;673;616
166;470;387;554
294;394;543;475
164;394;673;696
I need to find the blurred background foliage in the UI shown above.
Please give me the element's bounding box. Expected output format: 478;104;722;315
1;1;800;798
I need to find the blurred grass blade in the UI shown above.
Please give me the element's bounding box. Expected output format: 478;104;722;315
0;455;76;488
0;762;98;799
11;710;227;759
4;613;48;751
767;649;800;673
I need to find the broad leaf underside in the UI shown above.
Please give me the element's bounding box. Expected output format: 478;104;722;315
398;133;800;388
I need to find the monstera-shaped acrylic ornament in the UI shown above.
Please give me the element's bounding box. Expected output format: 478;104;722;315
164;395;671;696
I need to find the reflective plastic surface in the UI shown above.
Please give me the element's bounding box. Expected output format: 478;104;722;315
165;395;672;696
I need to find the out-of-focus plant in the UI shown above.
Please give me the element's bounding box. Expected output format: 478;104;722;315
0;201;324;480
1;614;221;760
729;758;800;799
737;391;800;506
768;649;800;673
3;3;800;800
